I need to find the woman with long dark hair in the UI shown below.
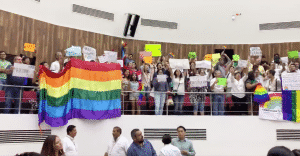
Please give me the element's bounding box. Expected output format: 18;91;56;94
245;71;260;115
169;68;187;115
41;135;65;156
122;69;131;114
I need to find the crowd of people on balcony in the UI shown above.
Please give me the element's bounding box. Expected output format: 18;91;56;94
1;49;300;115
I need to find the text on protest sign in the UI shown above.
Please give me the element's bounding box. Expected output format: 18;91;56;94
196;61;211;69
238;60;248;68
250;47;262;56
189;76;207;87
83;46;97;61
12;63;35;78
104;51;118;63
157;75;167;82
281;73;300;90
169;59;190;69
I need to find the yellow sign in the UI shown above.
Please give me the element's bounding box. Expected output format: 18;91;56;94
24;43;36;52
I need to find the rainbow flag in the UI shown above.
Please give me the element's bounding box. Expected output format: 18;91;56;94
254;84;270;104
137;83;144;106
38;58;122;127
282;90;300;122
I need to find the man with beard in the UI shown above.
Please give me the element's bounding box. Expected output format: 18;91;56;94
127;129;157;156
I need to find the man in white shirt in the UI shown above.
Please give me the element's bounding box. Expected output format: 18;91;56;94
159;134;181;156
210;70;226;115
63;125;78;156
105;126;130;156
50;52;63;73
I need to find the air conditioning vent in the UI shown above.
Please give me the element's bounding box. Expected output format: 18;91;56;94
259;21;300;30
277;129;300;140
141;19;177;29
72;4;114;21
0;130;51;144
144;129;206;140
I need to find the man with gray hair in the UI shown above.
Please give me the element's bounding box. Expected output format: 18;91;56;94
127;129;156;156
105;126;130;156
50;52;63;73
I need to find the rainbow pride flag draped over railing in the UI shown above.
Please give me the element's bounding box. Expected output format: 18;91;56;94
282;90;300;122
38;58;122;127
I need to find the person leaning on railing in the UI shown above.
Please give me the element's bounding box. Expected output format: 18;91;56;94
121;69;131;115
245;71;260;116
152;69;170;115
0;51;12;90
4;56;27;114
229;59;250;115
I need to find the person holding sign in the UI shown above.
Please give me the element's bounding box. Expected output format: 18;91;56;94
169;68;187;115
141;64;154;114
129;73;141;115
214;51;231;78
152;69;170;115
4;56;27;114
210;70;226;115
229;61;250;115
187;62;212;116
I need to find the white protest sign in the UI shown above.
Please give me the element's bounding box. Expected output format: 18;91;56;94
65;46;82;56
12;63;35;78
117;60;123;67
196;61;211;69
189;75;207;87
169;59;190;69
281;57;288;64
157;75;167;82
238;60;248;68
250;47;262;56
281;73;300;90
104;51;117;63
98;55;107;63
82;46;96;61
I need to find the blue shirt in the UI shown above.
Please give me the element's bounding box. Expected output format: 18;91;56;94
6;65;27;86
127;139;157;156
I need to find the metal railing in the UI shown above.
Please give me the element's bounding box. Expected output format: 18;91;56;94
0;84;281;116
0;84;39;114
121;90;281;116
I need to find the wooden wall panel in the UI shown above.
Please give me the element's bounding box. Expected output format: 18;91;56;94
1;9;300;68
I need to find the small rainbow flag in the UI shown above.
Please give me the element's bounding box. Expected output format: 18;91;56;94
137;83;145;106
169;52;175;58
38;58;122;127
254;84;270;104
282;90;300;122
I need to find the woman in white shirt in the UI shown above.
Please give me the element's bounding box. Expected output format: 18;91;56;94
229;67;249;115
169;68;187;115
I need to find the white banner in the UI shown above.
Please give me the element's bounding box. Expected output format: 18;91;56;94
157;75;167;82
259;93;284;121
12;63;35;78
104;51;117;63
250;47;262;56
281;73;300;90
117;60;123;67
82;46;96;61
281;57;288;64
169;59;190;69
189;75;207;87
196;61;211;69
238;60;248;68
98;55;107;63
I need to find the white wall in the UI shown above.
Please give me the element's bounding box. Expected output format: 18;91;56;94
1;0;300;44
0;114;299;156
